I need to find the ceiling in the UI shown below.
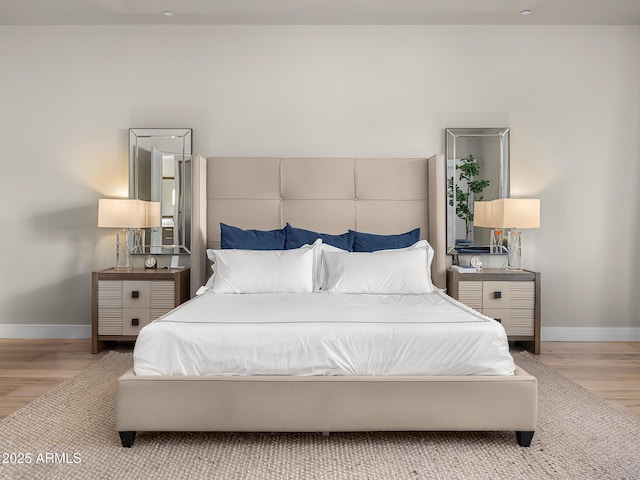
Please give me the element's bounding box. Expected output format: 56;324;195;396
1;0;639;26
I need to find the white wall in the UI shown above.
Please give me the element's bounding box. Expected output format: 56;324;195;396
0;25;638;338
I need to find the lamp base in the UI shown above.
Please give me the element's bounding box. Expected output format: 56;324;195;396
131;228;146;254
506;228;522;270
114;229;132;270
490;228;508;254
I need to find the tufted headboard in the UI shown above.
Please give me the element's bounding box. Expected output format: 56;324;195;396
190;155;446;294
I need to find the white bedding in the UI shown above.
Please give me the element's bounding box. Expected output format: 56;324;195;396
133;290;515;377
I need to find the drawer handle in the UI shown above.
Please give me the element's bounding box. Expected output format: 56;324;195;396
131;318;139;326
131;291;139;299
493;291;502;299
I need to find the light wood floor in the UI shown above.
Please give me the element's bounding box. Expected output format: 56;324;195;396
0;340;638;419
0;339;110;419
538;341;640;416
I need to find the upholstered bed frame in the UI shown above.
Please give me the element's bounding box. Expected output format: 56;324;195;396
116;155;537;448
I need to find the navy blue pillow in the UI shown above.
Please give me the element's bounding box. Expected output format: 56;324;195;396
220;223;286;250
350;228;420;252
284;224;354;251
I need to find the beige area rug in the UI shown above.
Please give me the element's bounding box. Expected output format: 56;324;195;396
0;352;639;480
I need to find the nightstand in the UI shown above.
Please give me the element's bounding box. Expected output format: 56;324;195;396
446;268;541;354
91;268;190;353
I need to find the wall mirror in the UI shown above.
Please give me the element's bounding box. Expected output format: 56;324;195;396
129;128;192;254
445;127;510;254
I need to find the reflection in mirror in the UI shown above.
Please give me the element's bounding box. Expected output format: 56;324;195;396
445;127;509;254
129;128;192;254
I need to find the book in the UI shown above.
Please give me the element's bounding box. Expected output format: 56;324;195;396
451;265;480;274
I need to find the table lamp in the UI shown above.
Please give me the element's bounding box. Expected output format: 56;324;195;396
98;199;160;270
490;198;540;270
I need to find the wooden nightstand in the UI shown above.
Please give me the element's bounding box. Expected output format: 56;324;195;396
91;268;190;353
446;268;541;354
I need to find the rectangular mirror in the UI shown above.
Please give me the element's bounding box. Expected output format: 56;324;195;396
129;128;192;254
445;127;509;254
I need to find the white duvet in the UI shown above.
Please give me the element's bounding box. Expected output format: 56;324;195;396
133;290;515;376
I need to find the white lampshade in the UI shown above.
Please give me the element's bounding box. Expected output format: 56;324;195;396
473;201;493;228
98;199;161;228
490;198;540;229
144;201;161;228
98;199;145;228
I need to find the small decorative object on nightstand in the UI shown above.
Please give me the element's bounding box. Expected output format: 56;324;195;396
144;255;157;269
447;268;541;354
470;255;483;270
92;267;190;353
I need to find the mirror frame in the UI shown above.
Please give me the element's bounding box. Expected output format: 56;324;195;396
129;128;192;255
445;127;510;254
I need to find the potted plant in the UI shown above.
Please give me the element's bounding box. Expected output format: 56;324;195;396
447;154;490;240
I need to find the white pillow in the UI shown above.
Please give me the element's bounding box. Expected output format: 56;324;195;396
322;246;434;294
390;239;434;271
317;239;434;291
315;243;347;291
206;241;318;294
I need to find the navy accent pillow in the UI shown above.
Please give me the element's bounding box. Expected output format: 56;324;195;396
284;224;354;251
350;228;420;252
220;223;286;250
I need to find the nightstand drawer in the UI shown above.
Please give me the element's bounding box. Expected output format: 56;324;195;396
123;281;151;308
122;308;152;335
482;281;534;310
482;281;511;309
483;308;535;336
482;308;508;325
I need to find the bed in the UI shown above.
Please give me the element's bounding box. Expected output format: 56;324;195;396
116;156;537;448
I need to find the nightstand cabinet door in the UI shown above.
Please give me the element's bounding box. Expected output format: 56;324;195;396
509;308;536;336
97;281;123;336
150;281;176;319
92;268;190;353
510;282;535;309
458;281;483;310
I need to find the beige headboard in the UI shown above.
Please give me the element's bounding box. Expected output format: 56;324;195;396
190;156;446;295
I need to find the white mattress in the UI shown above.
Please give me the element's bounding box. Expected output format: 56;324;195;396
133;291;515;377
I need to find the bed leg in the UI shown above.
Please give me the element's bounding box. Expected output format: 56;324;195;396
516;431;534;447
119;431;136;448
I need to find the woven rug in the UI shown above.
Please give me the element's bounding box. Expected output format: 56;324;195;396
0;352;639;480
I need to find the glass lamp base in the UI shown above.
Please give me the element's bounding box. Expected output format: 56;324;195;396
507;228;522;270
114;229;131;270
131;228;145;254
490;228;506;254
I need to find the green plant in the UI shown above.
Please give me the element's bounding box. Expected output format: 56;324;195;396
447;154;490;240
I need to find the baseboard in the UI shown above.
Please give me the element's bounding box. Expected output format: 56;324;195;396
0;324;91;339
542;327;640;342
